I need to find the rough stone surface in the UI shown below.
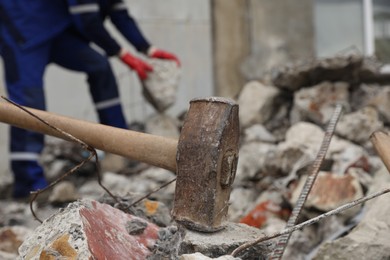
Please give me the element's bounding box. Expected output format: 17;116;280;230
145;113;180;139
142;58;181;112
100;153;130;174
147;225;183;259
330;144;370;175
266;122;324;176
271;55;378;91
18;199;160;259
240;200;290;229
237;81;281;128
179;252;240;259
243;124;277;143
291;172;364;212
336;106;383;144
290;81;349;125
2;54;390;259
351;84;390;124
235;141;277;182
99;194;173;228
179;222;271;259
228;187;259;222
0;226;31;255
313;167;390;260
48;181;80;205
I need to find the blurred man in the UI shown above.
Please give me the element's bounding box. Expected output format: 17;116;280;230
0;0;179;198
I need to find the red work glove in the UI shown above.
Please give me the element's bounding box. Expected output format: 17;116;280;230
119;49;153;80
148;46;180;67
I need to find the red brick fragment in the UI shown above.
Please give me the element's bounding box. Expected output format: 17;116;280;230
240;201;290;228
80;200;159;260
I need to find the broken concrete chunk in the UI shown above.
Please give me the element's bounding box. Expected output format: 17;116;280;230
237;81;281;128
290;172;363;213
331;144;370;175
284;122;324;151
336;106;383;144
271;55;366;91
18;199;160;259
126;218;148;235
179;222;271;259
351;84;390;124
143;58;181;112
0;250;17;260
228;187;258;222
0;226;31;255
235;141;277;181
290;81;350;125
148;225;183;259
179;252;240;259
268;122;325;175
99;194;172;227
48;181;80;205
240;200;290;229
243;124;277;143
100;153;129;174
313;167;390;260
145;113;180;139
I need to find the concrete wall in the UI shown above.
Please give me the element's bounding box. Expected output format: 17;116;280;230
213;0;315;96
212;0;250;98
0;0;213;182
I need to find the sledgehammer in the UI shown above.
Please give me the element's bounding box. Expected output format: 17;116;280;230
0;97;239;232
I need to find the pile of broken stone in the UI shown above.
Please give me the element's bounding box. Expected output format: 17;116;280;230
1;54;390;259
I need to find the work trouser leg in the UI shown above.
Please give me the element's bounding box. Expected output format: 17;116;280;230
1;37;50;198
51;30;127;129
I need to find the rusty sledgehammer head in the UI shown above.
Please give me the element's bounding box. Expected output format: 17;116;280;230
172;97;239;232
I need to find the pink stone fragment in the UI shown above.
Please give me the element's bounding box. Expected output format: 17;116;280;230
80;201;159;260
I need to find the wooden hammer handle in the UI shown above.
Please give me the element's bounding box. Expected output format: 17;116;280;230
0;102;177;172
371;131;390;174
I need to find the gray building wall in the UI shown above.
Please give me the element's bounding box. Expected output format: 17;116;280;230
213;0;315;96
212;0;250;98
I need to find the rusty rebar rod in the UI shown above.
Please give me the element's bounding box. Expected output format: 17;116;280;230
269;104;343;259
231;186;390;257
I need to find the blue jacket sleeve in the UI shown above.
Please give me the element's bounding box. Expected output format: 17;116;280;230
66;0;121;56
108;0;151;54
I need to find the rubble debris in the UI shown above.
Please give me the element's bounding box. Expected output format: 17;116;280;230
0;226;31;255
142;58;181;112
313;167;390;260
290;81;349;125
100;193;172;227
270;104;342;259
148;225;184;259
179;222;271;259
145;113;181;139
335;107;383;144
351;84;390;124
48;181;80;205
243;124;277;143
3;54;390;258
237;81;281;128
271;55;381;91
179;252;240;259
290;172;364;212
228;187;259;222
126;218;149;235
240;200;290;228
18;199;160;259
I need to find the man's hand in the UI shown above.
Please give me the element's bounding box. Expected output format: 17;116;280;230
119;50;153;80
148;46;180;66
